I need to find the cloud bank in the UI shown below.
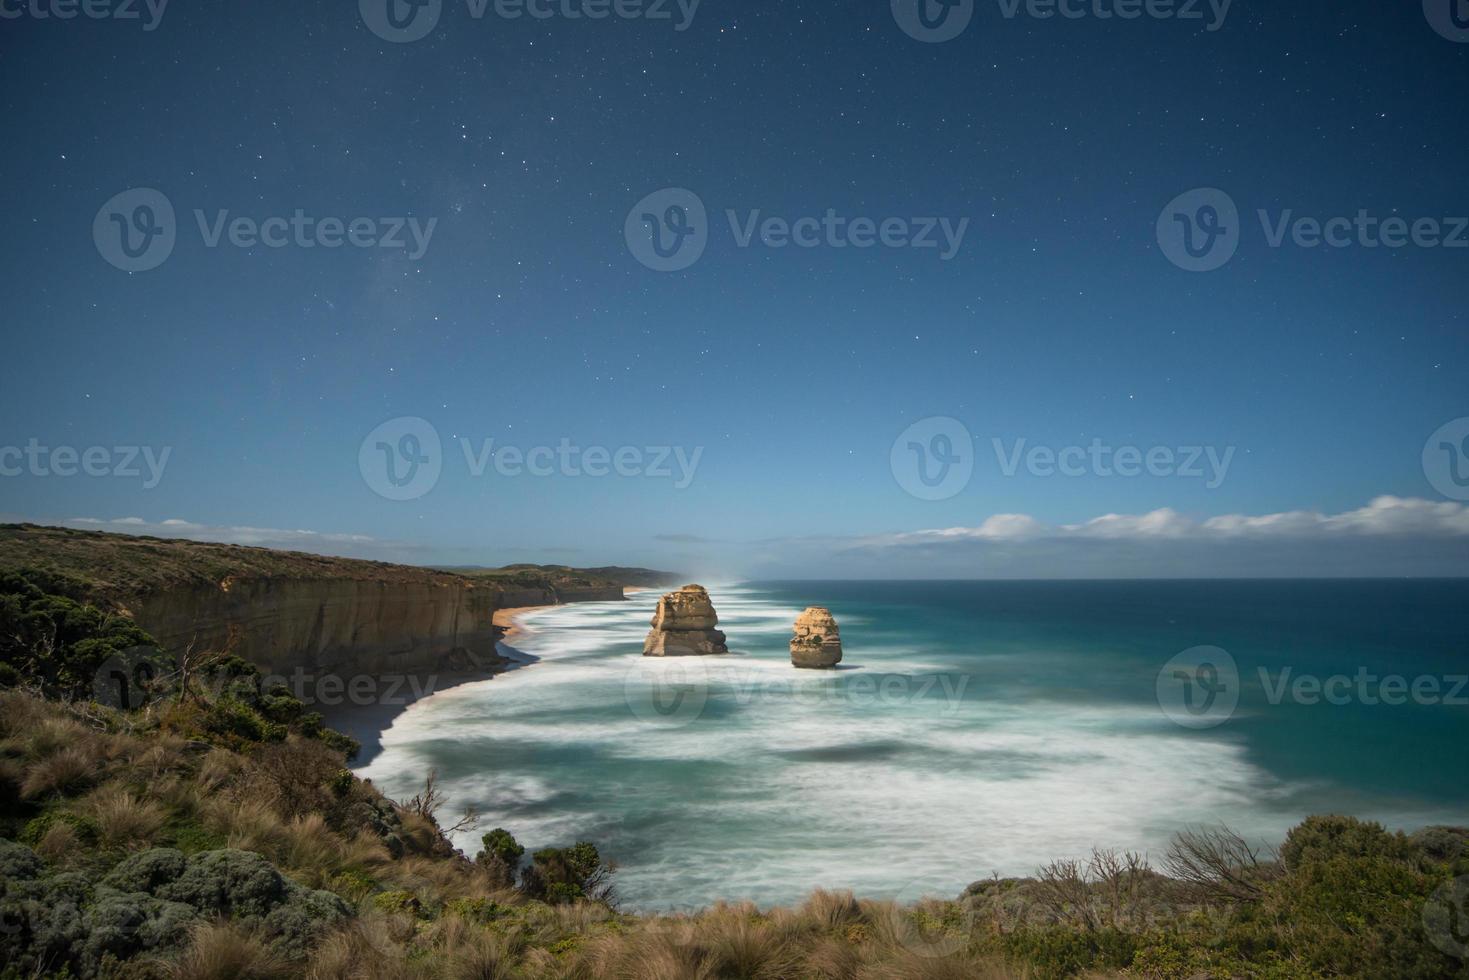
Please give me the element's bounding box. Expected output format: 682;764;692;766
748;497;1469;579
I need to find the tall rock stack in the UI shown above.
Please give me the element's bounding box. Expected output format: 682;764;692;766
790;607;842;669
643;584;729;656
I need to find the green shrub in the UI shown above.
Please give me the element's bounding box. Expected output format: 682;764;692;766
372;889;424;917
1279;814;1412;869
1410;825;1469;866
0;837;42;879
167;820;228;855
0;573;169;704
100;847;187;893
446;897;511;923
19;810;99;849
156;849;293;919
519;842;614;906
262;888;350;958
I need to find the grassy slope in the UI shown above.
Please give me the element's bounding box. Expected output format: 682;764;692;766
0;525;673;606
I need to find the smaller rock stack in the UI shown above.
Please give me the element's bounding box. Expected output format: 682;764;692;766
643;584;729;656
790;607;842;669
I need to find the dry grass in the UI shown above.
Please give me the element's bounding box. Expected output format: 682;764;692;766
168;921;294;980
126;733;191;779
84;783;169;849
32;818;81;864
19;745;96;798
801;888;865;932
305;917;416;980
280;813;347;884
203;796;287;854
436;919;520;980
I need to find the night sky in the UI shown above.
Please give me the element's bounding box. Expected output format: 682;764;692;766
1;0;1466;576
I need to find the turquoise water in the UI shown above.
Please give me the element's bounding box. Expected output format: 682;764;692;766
356;580;1469;911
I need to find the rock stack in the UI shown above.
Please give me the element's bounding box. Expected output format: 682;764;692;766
643;584;729;656
790;607;842;669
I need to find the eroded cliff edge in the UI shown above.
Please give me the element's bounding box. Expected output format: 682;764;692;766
0;524;667;681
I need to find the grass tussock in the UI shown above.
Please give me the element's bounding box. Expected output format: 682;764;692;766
19;744;96;798
168;921;294;980
83;782;169;849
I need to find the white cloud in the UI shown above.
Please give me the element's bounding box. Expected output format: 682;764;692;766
62;517;375;548
882;497;1469;548
754;497;1469;579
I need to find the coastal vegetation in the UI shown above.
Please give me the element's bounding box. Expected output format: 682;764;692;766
0;525;672;609
2;571;1468;979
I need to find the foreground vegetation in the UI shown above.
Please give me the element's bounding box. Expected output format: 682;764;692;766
2;571;1467;979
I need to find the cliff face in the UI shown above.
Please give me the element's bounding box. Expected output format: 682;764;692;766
130;580;627;678
0;525;652;685
129;579;503;678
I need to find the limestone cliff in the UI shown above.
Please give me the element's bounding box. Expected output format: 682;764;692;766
130;578;505;678
0;524;664;683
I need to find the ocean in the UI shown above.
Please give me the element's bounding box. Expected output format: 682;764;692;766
353;579;1469;911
